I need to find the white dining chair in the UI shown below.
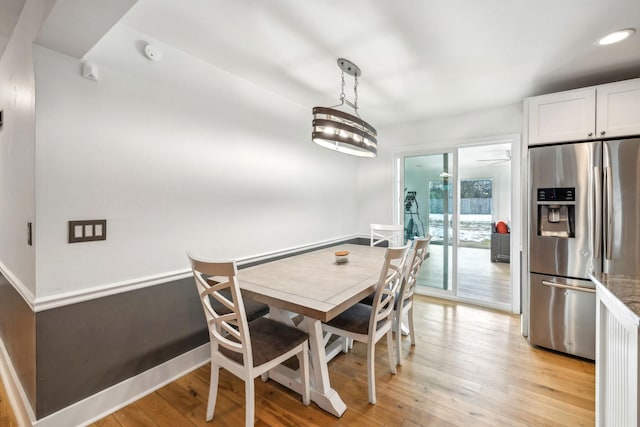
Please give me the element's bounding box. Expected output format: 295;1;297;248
395;235;431;365
322;244;410;404
370;223;404;247
188;254;310;426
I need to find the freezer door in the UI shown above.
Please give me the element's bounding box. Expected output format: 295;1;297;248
603;138;640;275
529;142;602;278
529;273;596;360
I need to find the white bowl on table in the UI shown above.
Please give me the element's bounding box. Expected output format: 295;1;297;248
334;250;350;264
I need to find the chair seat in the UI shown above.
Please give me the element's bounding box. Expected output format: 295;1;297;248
220;317;309;367
359;293;375;306
207;287;269;321
325;303;372;335
241;296;270;321
202;275;269;322
360;292;409;310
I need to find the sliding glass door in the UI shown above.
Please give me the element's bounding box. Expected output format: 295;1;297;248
403;153;455;294
457;146;512;307
398;140;516;311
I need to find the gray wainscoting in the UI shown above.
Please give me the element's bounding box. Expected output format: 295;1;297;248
35;277;207;418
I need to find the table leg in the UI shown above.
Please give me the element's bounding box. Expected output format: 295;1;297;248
267;307;347;417
401;323;410;336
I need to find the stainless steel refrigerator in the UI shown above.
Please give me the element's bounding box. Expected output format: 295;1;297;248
528;137;640;360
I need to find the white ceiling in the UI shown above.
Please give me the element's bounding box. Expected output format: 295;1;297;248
117;0;640;127
4;0;640;128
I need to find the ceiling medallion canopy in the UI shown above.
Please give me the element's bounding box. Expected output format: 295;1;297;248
312;58;377;158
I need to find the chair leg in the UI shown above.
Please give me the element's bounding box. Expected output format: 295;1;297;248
395;312;403;366
367;340;376;404
206;363;220;421
245;378;255;427
408;306;416;346
299;345;310;405
387;330;397;374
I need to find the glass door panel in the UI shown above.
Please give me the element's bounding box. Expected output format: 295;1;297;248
404;153;454;293
456;145;511;307
397;138;517;312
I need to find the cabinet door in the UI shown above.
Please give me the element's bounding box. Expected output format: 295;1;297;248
596;78;640;138
528;88;596;145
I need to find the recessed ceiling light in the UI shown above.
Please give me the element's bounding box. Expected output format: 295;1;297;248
597;28;635;46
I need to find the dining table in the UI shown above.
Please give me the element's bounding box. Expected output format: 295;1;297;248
238;243;387;417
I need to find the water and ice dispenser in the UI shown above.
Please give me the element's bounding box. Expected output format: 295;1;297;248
536;187;575;238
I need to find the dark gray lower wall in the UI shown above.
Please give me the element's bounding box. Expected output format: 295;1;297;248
1;237;367;419
0;272;36;412
35;277;208;418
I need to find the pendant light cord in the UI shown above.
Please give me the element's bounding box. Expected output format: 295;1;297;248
330;69;361;117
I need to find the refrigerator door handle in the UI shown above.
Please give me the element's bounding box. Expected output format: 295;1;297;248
541;280;596;294
604;165;613;260
593;166;601;259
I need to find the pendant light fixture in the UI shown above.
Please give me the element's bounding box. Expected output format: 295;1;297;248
312;58;377;158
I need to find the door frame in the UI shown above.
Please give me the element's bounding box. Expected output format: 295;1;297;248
393;133;522;314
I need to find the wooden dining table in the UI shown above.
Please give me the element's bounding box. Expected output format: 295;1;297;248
238;243;387;417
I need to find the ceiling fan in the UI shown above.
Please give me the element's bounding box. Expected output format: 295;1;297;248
478;149;511;165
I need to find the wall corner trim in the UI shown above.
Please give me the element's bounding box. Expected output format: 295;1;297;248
0;260;36;310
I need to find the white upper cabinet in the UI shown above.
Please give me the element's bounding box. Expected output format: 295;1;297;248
527;78;640;146
596;79;640;139
527;88;596;145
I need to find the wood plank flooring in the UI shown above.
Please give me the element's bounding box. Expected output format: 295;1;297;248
2;296;595;426
0;370;18;427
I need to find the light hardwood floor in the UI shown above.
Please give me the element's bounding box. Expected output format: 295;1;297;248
2;296;595;426
0;369;18;427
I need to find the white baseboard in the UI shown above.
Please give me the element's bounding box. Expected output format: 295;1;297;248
33;344;210;427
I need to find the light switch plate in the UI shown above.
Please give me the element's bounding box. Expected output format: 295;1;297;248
68;220;107;243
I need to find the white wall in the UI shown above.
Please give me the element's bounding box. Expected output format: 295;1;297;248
0;0;55;301
356;103;523;235
32;25;361;299
24;19;525;301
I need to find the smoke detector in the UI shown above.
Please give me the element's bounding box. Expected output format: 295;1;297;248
82;62;99;81
143;44;162;61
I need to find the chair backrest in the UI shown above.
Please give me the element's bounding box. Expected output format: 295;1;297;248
188;254;253;368
399;235;431;306
370;223;404;247
369;244;411;335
